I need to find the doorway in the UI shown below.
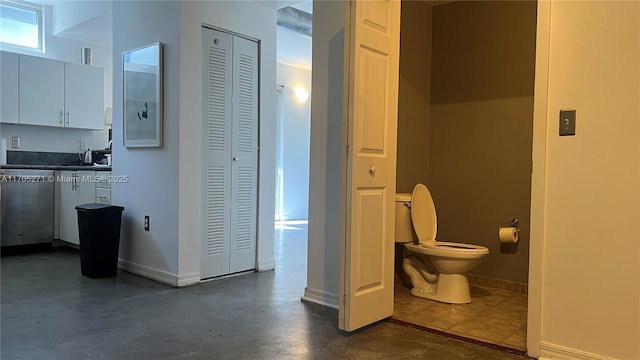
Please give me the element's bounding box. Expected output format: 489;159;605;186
274;8;312;225
391;0;537;352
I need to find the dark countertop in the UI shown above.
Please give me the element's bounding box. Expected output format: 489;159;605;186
1;164;112;171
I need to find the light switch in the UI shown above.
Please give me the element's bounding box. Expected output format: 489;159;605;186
11;137;20;149
559;109;576;136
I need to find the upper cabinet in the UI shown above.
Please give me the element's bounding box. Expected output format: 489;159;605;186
9;53;104;130
64;62;104;130
0;52;19;124
19;55;65;127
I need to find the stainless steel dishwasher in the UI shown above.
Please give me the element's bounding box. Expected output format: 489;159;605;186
1;169;54;246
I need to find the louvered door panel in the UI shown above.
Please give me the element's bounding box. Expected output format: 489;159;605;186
202;28;233;279
229;35;258;273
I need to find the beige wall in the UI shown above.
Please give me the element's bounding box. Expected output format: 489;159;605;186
426;1;537;284
396;1;432;193
538;1;640;358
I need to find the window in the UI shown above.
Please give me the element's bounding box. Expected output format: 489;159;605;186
0;0;43;52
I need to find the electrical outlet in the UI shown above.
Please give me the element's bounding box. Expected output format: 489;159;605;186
80;140;87;151
144;216;150;231
11;137;20;149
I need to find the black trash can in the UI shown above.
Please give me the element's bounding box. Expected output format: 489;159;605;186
76;203;125;278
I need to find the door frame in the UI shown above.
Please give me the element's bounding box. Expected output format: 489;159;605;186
333;0;551;355
526;0;551;356
200;24;261;280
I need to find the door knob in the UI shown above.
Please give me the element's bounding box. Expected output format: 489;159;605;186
233;156;239;162
369;166;376;175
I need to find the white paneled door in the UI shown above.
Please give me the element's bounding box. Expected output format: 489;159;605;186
339;0;401;331
202;27;258;279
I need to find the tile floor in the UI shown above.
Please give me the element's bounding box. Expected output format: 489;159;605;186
392;280;528;352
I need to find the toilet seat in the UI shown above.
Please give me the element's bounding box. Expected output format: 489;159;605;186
410;183;488;255
406;242;488;259
410;183;437;243
428;241;488;252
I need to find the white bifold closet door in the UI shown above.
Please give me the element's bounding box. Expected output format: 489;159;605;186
202;27;258;279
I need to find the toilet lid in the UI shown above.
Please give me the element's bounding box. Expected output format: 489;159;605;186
410;183;437;243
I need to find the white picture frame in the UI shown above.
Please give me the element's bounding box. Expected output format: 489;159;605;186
123;42;163;147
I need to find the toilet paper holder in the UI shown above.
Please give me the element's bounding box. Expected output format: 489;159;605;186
500;218;519;229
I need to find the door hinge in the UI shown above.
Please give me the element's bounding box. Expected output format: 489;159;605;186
346;144;350;154
343;293;347;306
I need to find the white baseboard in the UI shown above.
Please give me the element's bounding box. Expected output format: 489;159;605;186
301;287;339;309
118;259;199;287
177;272;200;287
540;341;615;360
257;258;276;271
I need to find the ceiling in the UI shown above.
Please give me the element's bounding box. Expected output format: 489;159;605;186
37;0;312;69
277;1;312;69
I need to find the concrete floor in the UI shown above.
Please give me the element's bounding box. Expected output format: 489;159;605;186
1;225;531;359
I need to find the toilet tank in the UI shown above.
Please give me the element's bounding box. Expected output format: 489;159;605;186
395;193;415;243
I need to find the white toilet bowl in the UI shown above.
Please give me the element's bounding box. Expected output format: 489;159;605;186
400;183;489;304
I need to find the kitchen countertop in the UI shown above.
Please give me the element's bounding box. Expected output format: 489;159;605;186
1;164;112;171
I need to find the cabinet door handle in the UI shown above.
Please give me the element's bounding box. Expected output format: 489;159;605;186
59;110;64;125
65;110;70;126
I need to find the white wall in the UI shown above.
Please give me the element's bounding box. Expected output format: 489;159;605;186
303;0;345;308
0;2;112;154
51;0;111;40
111;1;182;282
277;26;312;70
536;1;640;359
0;124;107;153
277;63;311;220
110;0;276;286
178;1;277;278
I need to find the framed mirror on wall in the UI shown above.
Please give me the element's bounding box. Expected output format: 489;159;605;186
123;42;163;148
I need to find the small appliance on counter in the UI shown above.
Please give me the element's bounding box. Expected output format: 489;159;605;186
83;149;93;164
82;149;111;165
92;149;111;165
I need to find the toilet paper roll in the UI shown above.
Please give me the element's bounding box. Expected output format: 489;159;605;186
499;227;519;243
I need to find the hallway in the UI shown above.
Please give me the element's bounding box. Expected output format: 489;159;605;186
1;224;530;359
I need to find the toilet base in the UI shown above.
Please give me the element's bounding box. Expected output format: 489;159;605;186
410;273;472;304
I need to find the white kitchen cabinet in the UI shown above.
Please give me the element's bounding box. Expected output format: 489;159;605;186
0;51;18;124
18;55;64;127
95;172;111;204
59;171;96;245
18;54;104;129
65;63;104;130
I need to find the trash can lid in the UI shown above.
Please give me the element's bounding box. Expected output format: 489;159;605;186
76;203;125;212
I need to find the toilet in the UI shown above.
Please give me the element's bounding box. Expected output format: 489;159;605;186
395;183;489;304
